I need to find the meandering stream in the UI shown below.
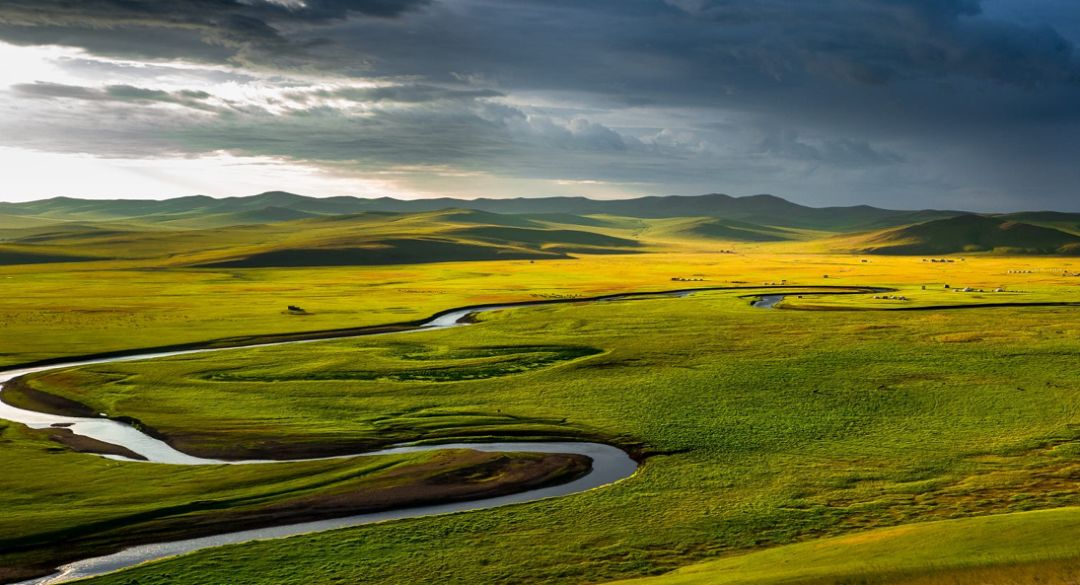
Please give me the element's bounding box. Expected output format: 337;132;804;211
0;285;884;584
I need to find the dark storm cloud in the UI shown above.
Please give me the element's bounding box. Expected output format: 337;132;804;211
0;0;430;67
324;85;503;103
2;0;1080;209
14;82;212;104
754;126;906;168
306;0;1080;208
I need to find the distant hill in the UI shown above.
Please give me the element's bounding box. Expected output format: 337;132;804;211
0;207;647;267
853;214;1080;255
7;192;1080;266
998;211;1080;236
145;205;321;228
197;239;566;268
194;213;646;268
648;217;796;242
448;226;640;249
0;192;962;232
0;248;98;265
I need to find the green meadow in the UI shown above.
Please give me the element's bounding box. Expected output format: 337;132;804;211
0;423;584;583
4;197;1080;584
3;250;1077;367
5;281;1080;584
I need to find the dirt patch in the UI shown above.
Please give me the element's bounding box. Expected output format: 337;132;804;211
0;566;51;584
41;427;147;461
1;377;99;418
216;450;590;522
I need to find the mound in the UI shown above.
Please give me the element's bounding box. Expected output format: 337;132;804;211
10;225;132;244
856;214;1080;255
227;206;320;224
1000;211;1080;236
450;226;641;249
679;218;791;242
437;210;543;228
0;248;98;265
520;213;617;228
196;238;564;267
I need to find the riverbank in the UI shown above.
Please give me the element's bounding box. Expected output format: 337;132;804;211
2;449;590;584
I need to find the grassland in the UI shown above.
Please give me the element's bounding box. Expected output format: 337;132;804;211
0;418;587;583
4;250;1079;367
6;193;1080;585
605;507;1080;585
3;253;1080;584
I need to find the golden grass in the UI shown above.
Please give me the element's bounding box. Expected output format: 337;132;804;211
3;251;1079;366
604;507;1080;585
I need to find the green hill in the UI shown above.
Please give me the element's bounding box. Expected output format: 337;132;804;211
144;206;321;228
605;507;1080;585
197;238;565;267
999;211;1080;236
0;192;962;232
437;209;543;228
1;224;134;244
448;226;640;248
0;213;69;231
5;193;1080;265
0;207;648;267
196;219;642;268
0;247;99;265
853;214;1080;255
660;217;795;242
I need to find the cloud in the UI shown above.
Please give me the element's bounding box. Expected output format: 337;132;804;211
657;0;1077;88
327;85;504;103
0;0;431;69
13;81;216;108
755;126;905;168
1;1;1080;210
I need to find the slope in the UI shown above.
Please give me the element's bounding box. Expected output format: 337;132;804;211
605;507;1080;585
1000;211;1080;236
0;192;963;232
0;208;646;267
848;214;1080;255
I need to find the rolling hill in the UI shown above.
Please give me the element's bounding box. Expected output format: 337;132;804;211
643;217;797;243
196;214;645;267
0;248;98;265
5;192;1080;266
999;211;1080;236
0;192;962;232
851;214;1080;255
197;238;562;267
0;208;647;267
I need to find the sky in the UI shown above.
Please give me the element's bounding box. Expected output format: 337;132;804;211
1;0;1079;211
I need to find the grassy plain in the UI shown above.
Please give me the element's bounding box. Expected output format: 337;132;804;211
2;251;1079;584
3;248;1080;584
3;250;1079;366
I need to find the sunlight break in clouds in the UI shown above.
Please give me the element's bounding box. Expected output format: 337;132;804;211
0;147;406;201
0;41;417;200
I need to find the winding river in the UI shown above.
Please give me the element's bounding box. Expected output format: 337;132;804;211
0;285;885;584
